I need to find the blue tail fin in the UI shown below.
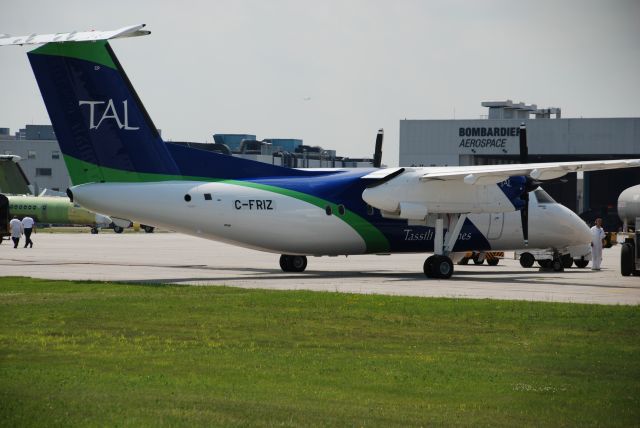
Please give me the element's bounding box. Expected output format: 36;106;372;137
28;41;181;184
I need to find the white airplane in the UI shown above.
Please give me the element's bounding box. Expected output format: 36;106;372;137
2;24;639;278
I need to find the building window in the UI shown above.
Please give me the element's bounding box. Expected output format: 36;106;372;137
52;151;60;159
204;193;212;200
28;150;36;159
36;168;52;176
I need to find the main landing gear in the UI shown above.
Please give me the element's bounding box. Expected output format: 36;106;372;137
279;255;307;273
424;255;454;279
422;213;468;279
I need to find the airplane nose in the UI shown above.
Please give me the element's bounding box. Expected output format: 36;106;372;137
567;209;591;245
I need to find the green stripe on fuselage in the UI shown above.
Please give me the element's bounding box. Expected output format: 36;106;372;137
64;155;390;253
30;40;117;70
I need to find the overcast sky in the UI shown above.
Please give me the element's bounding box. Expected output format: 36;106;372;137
1;0;639;166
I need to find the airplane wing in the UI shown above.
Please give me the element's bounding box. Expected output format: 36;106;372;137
420;159;640;185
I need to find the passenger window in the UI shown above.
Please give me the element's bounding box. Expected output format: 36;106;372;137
367;205;374;216
338;204;346;216
204;193;212;201
325;205;332;216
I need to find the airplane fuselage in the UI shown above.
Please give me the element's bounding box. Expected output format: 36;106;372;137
70;168;591;256
7;195;110;227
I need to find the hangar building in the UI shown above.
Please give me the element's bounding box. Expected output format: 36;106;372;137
400;100;640;216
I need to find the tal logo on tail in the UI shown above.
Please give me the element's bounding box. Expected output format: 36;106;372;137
78;100;140;130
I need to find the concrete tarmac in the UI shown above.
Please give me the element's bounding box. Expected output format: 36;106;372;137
1;233;638;305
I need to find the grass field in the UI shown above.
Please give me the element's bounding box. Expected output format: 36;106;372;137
0;277;638;427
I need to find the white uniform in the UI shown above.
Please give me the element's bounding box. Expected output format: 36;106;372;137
21;216;34;229
590;225;606;270
9;218;23;238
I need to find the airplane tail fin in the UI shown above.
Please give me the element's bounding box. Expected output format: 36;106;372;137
27;36;181;185
0;155;31;194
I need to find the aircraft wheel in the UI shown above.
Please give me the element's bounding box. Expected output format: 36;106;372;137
289;256;307;272
433;255;454;279
487;258;499;266
90;227;99;234
279;255;307;273
279;255;290;272
113;226;124;234
519;252;535;268
423;256;436;278
621;243;635;276
561;254;574;268
457;257;469;265
538;260;552;269
574;258;589;269
472;254;484;265
552;259;564;272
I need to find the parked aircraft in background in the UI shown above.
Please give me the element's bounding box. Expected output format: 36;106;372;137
2;25;639;278
0;155;133;236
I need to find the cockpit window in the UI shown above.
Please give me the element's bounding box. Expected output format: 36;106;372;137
534;188;556;204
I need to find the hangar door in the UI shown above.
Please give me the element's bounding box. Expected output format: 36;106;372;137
487;213;504;240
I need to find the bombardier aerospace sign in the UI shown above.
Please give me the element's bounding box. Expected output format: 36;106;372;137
458;127;520;148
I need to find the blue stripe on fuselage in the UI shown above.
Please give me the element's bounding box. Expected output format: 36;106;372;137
168;142;493;253
498;176;527;210
249;170;492;253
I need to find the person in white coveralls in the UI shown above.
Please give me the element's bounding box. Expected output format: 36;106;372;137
590;218;606;270
9;215;23;249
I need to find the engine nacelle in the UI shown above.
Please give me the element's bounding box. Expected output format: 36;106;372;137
362;170;522;216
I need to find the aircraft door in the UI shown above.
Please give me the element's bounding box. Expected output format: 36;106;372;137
487;213;504;240
0;194;9;238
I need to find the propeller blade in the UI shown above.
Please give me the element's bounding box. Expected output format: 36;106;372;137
520;191;529;247
373;129;383;168
519;122;528;164
519;123;530;246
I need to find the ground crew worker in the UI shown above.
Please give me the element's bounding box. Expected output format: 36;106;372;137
22;215;35;248
9;215;23;249
590;217;606;270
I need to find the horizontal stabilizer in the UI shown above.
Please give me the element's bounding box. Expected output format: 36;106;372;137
0;24;149;46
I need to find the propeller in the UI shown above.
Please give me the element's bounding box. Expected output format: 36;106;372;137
518;123;537;247
373;129;384;168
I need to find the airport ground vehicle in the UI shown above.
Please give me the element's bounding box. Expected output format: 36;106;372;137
457;251;504;266
515;246;591;270
2;25;639;278
0;194;9;241
620;220;640;276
